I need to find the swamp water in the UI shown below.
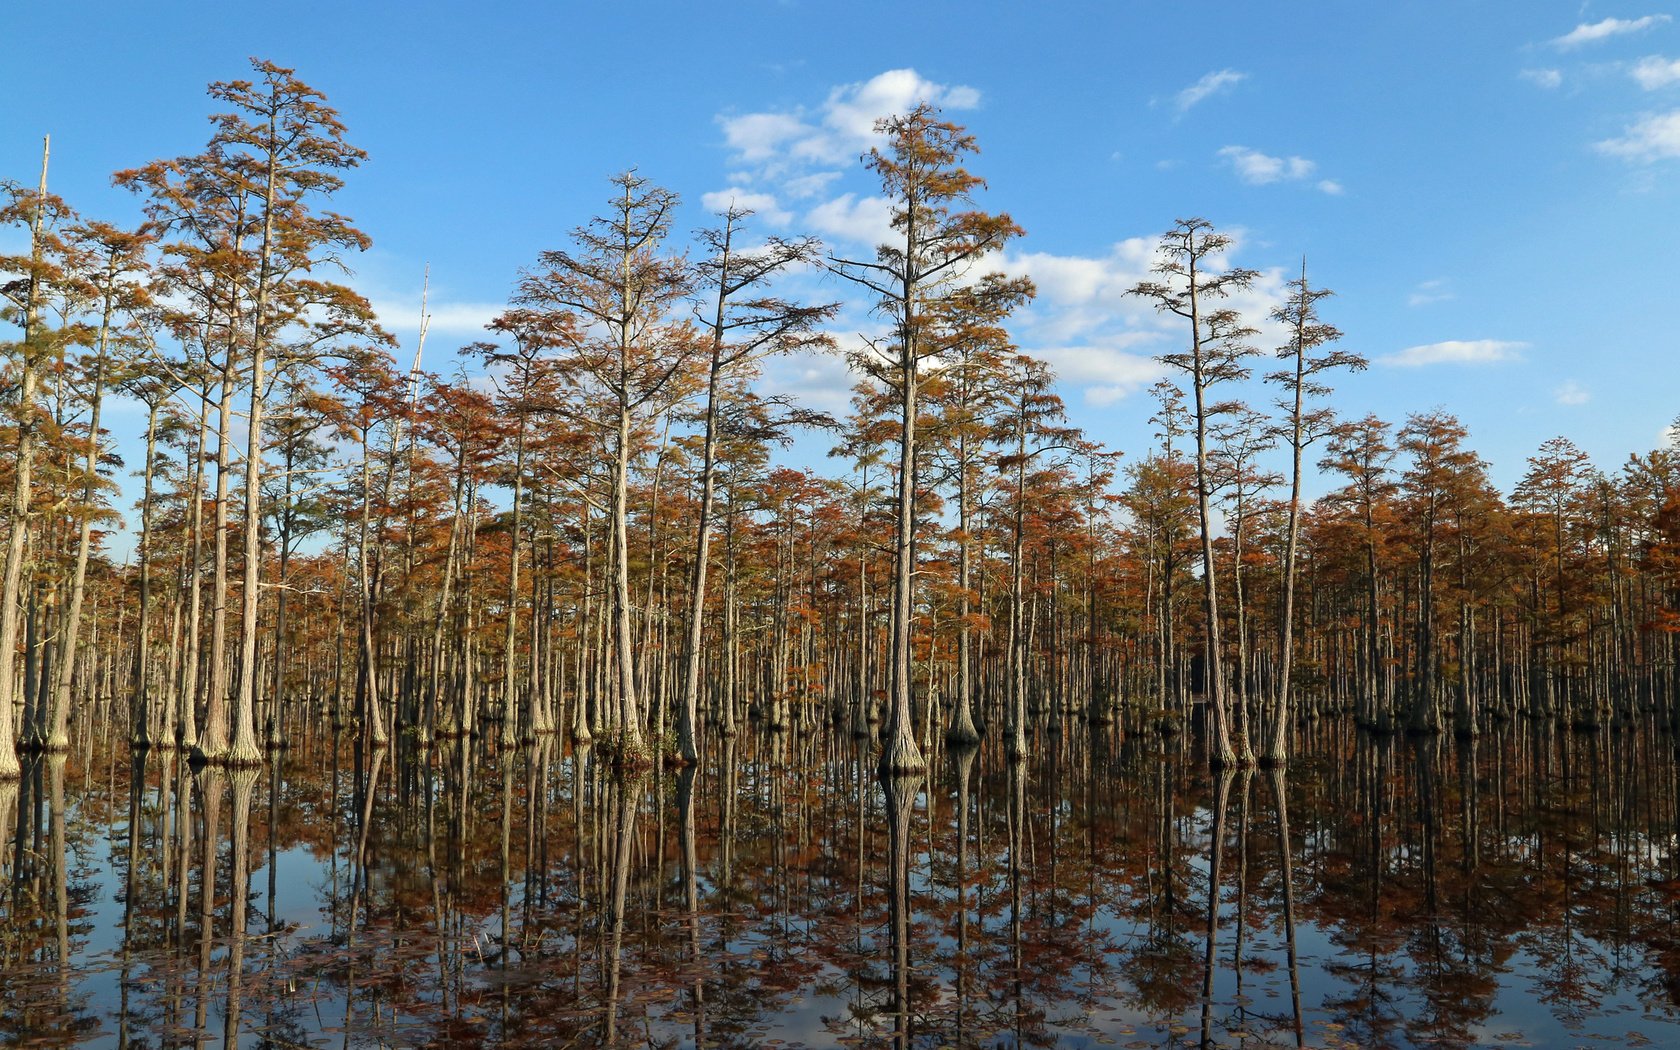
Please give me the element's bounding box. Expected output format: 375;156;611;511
4;719;1680;1048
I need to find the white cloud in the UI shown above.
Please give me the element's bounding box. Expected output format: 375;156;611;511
720;111;809;163
813;69;979;156
1407;279;1454;307
699;189;791;226
1632;55;1680;89
782;171;842;199
1218;145;1321;185
370;297;501;338
1382;339;1527;367
760;345;856;414
996;234;1296;401
1521;68;1564;89
805;193;894;247
1553;379;1590;405
1006;240;1156;306
1596;108;1680;161
1316;179;1345;195
1038;345;1165;406
1175;69;1246;114
1552;15;1671;49
719;68;982;171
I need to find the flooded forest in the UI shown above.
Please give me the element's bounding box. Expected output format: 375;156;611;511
4;60;1680;1048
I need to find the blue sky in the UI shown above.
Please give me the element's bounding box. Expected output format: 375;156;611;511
6;1;1679;512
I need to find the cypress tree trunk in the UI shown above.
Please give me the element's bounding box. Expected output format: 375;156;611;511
0;140;51;779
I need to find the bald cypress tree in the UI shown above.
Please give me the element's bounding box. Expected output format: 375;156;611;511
0;139;64;778
1263;263;1364;765
678;206;832;765
513;172;698;767
1131;219;1258;769
829;104;1028;776
121;59;379;763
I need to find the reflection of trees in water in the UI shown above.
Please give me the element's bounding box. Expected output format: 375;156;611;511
4;721;1680;1046
0;755;99;1047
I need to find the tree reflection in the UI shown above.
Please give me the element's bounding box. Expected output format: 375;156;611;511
2;721;1680;1047
882;768;921;1048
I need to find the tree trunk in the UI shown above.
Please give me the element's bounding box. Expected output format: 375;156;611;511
0;140;50;779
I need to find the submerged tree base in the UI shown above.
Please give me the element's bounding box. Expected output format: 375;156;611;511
878;731;927;776
945;706;981;746
224;745;264;768
596;730;654;772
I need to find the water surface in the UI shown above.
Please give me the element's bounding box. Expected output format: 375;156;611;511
4;719;1679;1048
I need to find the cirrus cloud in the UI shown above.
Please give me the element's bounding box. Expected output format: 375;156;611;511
1381;339;1527;367
1552;15;1671;50
1174;69;1246;114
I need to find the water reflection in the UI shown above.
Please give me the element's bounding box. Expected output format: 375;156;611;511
2;723;1680;1047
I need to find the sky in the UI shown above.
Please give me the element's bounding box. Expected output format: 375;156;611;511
4;0;1679;522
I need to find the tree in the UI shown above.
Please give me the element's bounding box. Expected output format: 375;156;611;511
1130;218;1258;768
1263;262;1364;764
215;61;379;765
829;103;1028;775
513;172;698;766
1397;410;1486;733
262;373;338;746
120;59;379;764
1512;435;1595;724
0;138;66;778
678;204;832;764
125;364;186;747
992;355;1077;759
321;347;410;748
467;318;571;746
1129;381;1199;725
1208;404;1280;759
44;221;152;750
926;275;1029;745
1321;414;1400;729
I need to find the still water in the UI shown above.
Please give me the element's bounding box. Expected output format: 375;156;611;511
3;719;1680;1048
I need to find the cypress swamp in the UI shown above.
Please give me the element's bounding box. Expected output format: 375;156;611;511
5;19;1680;1046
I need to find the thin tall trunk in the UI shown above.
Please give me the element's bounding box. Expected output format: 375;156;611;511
197;324;238;761
47;241;117;749
676;229;735;765
1269;316;1309;764
0;139;50;779
227;128;280;768
133;400;161;747
882;278;926;775
1187;255;1237;769
948;375;980;745
501;412;527;747
1007;415;1029;761
357;427;388;746
611;398;643;759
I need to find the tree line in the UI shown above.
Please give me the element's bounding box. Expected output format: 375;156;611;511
2;59;1677;779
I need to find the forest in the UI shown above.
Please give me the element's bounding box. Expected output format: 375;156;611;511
2;59;1677;777
3;58;1680;1048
